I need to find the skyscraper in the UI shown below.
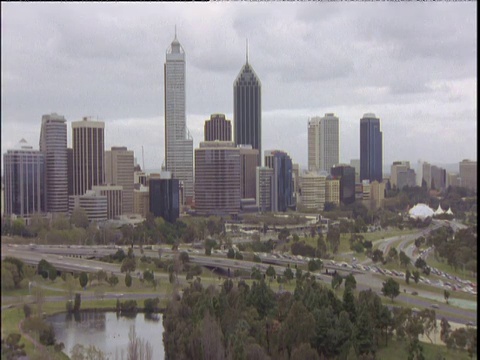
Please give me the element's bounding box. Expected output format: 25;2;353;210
360;113;383;182
459;159;477;192
194;141;241;216
234;46;262;166
105;146;134;214
72;117;105;196
204;114;232;142
39;113;68;213
149;173;180;223
264;150;293;212
4;139;46;217
164;31;194;204
331;164;356;205
308;113;339;173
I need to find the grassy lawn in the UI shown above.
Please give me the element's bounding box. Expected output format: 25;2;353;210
376;337;473;360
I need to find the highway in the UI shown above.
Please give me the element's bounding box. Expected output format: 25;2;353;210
1;243;476;325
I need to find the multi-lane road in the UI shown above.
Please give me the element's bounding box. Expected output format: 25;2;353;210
1;241;476;325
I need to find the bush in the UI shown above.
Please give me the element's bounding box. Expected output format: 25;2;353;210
120;300;138;313
352;242;364;253
73;293;81;312
23;304;32;319
144;297;160;313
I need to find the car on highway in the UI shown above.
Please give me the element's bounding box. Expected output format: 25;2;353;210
431;304;439;309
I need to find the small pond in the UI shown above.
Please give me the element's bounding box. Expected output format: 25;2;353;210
47;311;164;359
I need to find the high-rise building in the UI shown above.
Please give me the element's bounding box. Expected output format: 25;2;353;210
164;31;194;203
204;114;232;142
72;117;105;196
325;177;340;206
422;162;432;189
239;145;259;200
298;172;326;210
256;166;274;212
149;172;180;223
264;150;293;212
3;139;46;218
69;190;107;223
360;113;383;182
459;159;477;192
390;161;416;190
39;113;68;214
133;185;150;218
331;164;356;205
105;146;134;214
195;141;241;216
67;148;73;196
308;114;339;173
430;165;446;190
92;185;123;220
350;159;360;183
446;173;460;188
234;48;262;166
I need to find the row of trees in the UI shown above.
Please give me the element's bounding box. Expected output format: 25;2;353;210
163;272;476;360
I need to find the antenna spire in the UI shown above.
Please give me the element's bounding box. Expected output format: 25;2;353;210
174;25;177;39
246;38;249;64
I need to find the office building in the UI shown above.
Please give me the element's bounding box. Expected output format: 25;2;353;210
298;172;326;210
164;31;194;203
105;146;134;214
350;159;360;183
72;117;105;196
239;145;259;200
256;166;274;212
360;113;383;182
204;114;232;141
69;190;107;223
264;150;293;212
133;185;150;218
308;114;339;173
446;173;460;188
3;139;46;218
422;162;432;189
195;141;241;216
391;161;416;190
325;177;340;206
331;164;356;205
149;172;179;223
67;148;73;196
234;47;262;166
39;113;68;213
430;165;446;190
459;159;477;192
92;185;123;220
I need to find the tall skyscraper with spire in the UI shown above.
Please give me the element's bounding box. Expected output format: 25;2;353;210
234;41;262;166
164;28;194;204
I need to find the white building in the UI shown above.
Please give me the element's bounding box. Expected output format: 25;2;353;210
298;172;326;210
308;113;339;174
164;31;194;204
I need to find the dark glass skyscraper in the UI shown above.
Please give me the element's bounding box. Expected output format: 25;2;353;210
264;150;293;212
360;113;383;183
331;165;356;205
149;176;179;223
234;49;262;166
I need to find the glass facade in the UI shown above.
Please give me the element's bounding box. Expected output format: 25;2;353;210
360;114;383;183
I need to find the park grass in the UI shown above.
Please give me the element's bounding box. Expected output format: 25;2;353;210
376;337;474;360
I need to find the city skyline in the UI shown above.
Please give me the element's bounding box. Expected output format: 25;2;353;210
1;3;477;171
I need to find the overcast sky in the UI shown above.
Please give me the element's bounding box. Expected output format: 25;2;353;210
1;2;477;173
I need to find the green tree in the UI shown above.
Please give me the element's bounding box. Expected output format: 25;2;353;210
70;207;89;229
382;277;400;302
331;272;343;290
372;249;384;263
266;265;276;280
307;259;323;272
79;272;88;288
120;258;136;273
74;293;81;312
227;248;235;259
405;269;411;284
412;270;420;284
283;267;294;282
108;273;119;287
344;273;357;290
125;272;132;287
326;227;340;253
1;333;26;359
444;289;450;304
399;250;411;267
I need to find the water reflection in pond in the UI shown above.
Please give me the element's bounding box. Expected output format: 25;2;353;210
48;312;164;359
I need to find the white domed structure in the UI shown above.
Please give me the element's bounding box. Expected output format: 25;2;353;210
409;203;434;220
